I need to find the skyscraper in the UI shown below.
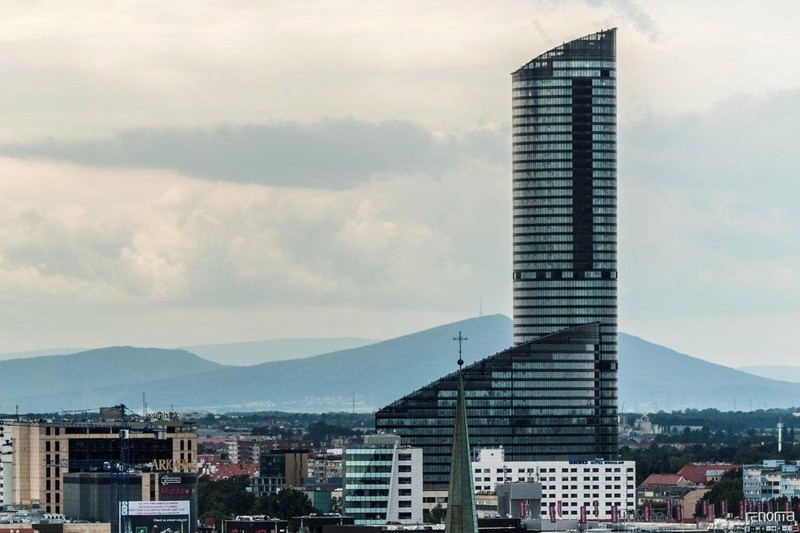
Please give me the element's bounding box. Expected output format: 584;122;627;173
511;28;618;422
376;29;619;489
376;323;612;488
512;28;617;345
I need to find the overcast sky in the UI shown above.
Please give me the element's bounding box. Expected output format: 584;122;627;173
2;0;799;367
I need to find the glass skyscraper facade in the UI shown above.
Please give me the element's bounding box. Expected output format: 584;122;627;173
512;29;617;347
376;324;616;488
375;29;619;490
511;28;618;432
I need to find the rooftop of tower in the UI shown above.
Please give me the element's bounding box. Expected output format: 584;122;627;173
512;28;616;76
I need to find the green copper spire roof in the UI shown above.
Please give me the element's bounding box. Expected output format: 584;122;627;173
445;331;478;533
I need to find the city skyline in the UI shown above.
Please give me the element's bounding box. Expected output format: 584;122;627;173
1;1;800;368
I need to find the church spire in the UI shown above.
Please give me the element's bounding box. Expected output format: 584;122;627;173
445;331;478;533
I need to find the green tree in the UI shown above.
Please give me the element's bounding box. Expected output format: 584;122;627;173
330;496;343;514
423;504;446;524
696;469;743;517
198;476;256;520
306;420;356;446
252;488;318;520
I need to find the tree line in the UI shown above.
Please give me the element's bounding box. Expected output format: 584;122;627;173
198;476;318;525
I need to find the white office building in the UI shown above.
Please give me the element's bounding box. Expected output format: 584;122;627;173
472;448;636;520
744;460;800;500
343;435;423;526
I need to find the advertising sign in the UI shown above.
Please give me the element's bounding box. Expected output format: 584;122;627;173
120;500;191;533
159;474;194;498
744;511;796;533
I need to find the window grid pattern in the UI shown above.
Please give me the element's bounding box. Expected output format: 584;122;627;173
511;28;619;460
376;324;617;489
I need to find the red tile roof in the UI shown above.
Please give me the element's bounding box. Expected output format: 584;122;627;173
199;460;258;481
639;474;691;488
676;464;739;485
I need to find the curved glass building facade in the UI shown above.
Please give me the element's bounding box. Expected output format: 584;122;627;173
512;28;617;418
376;324;609;488
376;29;620;490
511;28;618;453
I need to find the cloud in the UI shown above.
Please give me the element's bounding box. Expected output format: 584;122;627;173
583;0;660;41
0;149;511;350
618;89;800;362
0;119;508;189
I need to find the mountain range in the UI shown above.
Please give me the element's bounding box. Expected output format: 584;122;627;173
181;337;377;366
737;365;800;383
2;314;799;414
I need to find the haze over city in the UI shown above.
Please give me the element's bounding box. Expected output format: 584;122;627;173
2;0;799;368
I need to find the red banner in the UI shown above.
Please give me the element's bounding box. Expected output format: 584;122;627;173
549;502;556;523
739;500;745;520
611;505;618;524
557;500;562;517
676;503;683;522
580;505;587;525
644;504;651;522
707;502;715;522
593;500;599;517
721;500;728;518
666;499;673;521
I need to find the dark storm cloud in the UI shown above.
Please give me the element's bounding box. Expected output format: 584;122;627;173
1;119;508;189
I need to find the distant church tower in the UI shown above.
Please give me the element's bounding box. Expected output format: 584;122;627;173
445;332;478;533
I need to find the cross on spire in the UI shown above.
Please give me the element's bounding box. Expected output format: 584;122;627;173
453;331;467;369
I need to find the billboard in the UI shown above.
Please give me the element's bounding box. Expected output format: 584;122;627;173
120;500;191;533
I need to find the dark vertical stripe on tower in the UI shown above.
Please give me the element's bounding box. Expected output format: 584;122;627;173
571;77;593;274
